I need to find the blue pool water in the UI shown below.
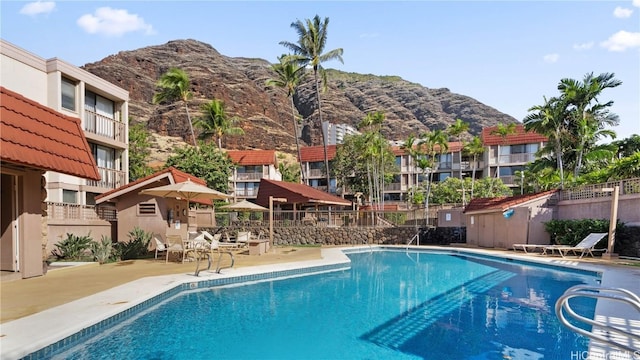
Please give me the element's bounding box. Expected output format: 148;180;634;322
50;250;599;359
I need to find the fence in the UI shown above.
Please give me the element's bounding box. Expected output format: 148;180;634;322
46;202;116;221
559;177;640;201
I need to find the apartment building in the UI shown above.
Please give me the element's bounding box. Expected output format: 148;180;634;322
227;150;281;201
1;40;129;206
323;122;360;145
300;125;546;202
299;145;338;193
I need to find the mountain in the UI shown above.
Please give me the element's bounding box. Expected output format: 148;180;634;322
82;39;518;163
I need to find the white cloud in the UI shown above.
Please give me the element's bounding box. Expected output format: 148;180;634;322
573;42;594;51
600;30;640;51
543;53;559;63
19;1;55;16
77;7;155;37
633;0;640;7
613;6;633;18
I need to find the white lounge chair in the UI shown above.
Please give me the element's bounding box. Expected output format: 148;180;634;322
202;230;240;250
543;233;608;258
155;236;190;263
512;243;548;254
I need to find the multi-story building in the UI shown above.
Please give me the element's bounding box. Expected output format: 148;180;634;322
299;145;338;193
322;122;360;145
227;150;281;201
480;124;547;186
0;40;129;206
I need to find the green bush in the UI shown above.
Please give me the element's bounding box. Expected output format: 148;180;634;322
91;235;115;264
114;227;152;260
52;233;93;261
543;219;620;246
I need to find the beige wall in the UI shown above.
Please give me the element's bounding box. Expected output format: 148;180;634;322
437;208;465;227
46;220;112;256
557;194;640;225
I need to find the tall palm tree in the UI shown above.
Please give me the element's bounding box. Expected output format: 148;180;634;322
558;72;621;177
194;99;244;149
266;55;307;183
447;118;470;179
152;68;197;148
401;134;421;203
524;96;569;189
463;136;485;198
490;123;517;179
280;14;344;192
420;129;449;226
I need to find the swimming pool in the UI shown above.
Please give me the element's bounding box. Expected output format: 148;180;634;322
44;249;600;359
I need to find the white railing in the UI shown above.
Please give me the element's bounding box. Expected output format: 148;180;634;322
86;167;126;189
235;172;263;181
84;109;126;142
498;153;536;164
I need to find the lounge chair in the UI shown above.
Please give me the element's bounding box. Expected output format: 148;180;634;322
202;230;240;250
512;243;548;254
236;231;251;247
155;236;190;263
543;233;608;258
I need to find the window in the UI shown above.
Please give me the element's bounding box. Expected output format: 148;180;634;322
61;77;76;111
86;192;99;205
85;91;115;137
63;189;77;204
138;203;156;215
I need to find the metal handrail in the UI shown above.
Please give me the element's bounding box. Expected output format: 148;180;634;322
215;251;235;274
406;232;420;249
555;285;640;353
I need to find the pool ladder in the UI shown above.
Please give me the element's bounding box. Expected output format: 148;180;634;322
194;251;235;277
406;231;420;250
555;285;640;352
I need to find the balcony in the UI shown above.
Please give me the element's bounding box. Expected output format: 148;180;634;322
84;109;126;143
47;202;116;221
307;168;324;178
499;175;515;185
235;172;263;181
498;153;536;164
86;167;126;189
234;188;259;197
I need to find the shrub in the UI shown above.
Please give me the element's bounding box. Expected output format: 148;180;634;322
543;219;622;246
114;227;152;260
91;235;115;264
52;233;93;261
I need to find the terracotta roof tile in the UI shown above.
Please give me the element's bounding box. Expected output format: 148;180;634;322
481;124;547;146
95;167;211;205
0;86;100;180
464;190;557;214
299;145;337;162
391;141;463;156
255;178;351;207
226;150;276;166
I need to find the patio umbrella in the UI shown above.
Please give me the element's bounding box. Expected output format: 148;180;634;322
219;199;268;211
139;178;231;231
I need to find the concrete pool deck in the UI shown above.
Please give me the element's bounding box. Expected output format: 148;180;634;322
1;246;639;359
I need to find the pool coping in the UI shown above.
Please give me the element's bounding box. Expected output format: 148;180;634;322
2;246;638;359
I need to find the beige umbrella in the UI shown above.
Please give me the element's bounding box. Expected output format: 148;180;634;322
219;199;268;211
139;178;231;231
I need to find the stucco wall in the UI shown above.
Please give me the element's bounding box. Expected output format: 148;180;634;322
557;194;640;225
46;220;112;257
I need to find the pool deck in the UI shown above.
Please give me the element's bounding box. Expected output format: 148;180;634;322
1;246;639;359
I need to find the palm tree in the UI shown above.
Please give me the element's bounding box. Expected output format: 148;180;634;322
401;134;421;203
447;118;470;179
152;68;197;148
194;99;244;149
490;123;517;179
558;72;621;177
266;55;307;183
463;136;485;198
420;129;449;226
524;96;569;189
280;14;344;192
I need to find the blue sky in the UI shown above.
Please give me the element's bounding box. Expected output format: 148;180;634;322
2;1;639;140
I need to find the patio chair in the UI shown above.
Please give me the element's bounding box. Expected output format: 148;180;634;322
236;231;251;247
202;230;240;250
543;233;608;258
165;234;191;263
512;243;548;254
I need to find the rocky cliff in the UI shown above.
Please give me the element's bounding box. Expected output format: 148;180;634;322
82;39;517;162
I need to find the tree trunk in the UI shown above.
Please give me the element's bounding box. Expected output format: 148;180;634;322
314;70;331;192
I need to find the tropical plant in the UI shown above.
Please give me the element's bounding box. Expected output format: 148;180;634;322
266;54;307;183
280;14;344;191
91;235;114;264
194;99;244;149
165;141;235;192
128;119;154;181
279;162;301;183
152;68;197;148
447;119;470;179
421;129;449;223
463;136;485;198
557;72;621;177
115;227;152;260
52;233;93;261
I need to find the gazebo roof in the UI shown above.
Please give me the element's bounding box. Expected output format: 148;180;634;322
255;179;352;208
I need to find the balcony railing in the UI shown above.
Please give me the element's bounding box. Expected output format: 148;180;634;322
84;109;126;143
86;167;126;189
46;202;116;221
560;177;640;201
497;153;536;164
234;172;263;181
234;188;259;197
307;169;324;178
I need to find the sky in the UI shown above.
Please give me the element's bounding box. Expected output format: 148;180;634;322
2;0;639;140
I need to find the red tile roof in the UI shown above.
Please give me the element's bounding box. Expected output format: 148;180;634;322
481;124;547;146
463;190;557;214
391;141;463;156
226;150;276;166
0;87;100;180
255;178;352;207
299;145;337;162
95;167;212;205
